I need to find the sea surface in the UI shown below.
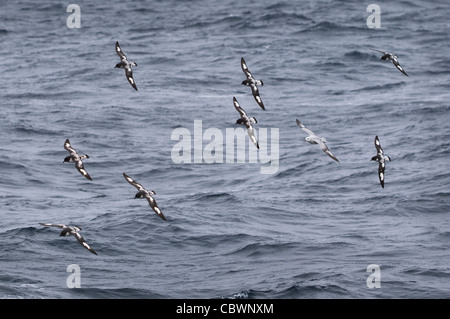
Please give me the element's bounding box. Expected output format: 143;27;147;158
0;0;449;299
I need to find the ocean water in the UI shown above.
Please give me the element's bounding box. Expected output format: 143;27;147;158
0;0;449;299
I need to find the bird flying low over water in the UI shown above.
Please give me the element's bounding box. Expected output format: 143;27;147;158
371;49;408;76
63;139;93;181
39;223;98;255
233;97;259;150
115;41;138;90
123;173;167;221
371;135;391;188
296;119;339;162
241;57;265;110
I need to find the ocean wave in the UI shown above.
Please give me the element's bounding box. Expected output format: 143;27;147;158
351;81;407;92
298;21;366;33
66;287;168;298
225;241;298;258
273;283;352;298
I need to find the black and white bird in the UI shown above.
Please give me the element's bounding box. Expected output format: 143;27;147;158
123;173;167;221
233;97;259;149
371;49;408;76
115;41;138;90
371;135;391;188
63;139;92;181
39;223;98;255
296;119;339;162
241;57;265;110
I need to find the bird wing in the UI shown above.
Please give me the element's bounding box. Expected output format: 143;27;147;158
123;173;145;191
241;57;254;80
315;138;339;162
378;161;386;188
246;126;259;150
39;223;66;228
392;59;408;76
145;194;167;221
74;232;98;255
371;49;388;55
250;85;265;110
296;119;315;137
125;67;138;90
374;136;384;157
64;139;77;155
115;41;127;60
75;160;93;181
233;97;248;118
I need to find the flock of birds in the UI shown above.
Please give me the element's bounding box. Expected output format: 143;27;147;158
38;41;407;256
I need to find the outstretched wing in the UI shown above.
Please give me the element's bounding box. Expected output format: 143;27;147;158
250;85;265;110
123;173;145;191
371;48;388;55
73;232;98;255
145;195;167;221
241;57;254;80
392;59;408;76
316;139;339;162
125;68;138;90
115;41;127;60
75;160;93;181
296;119;315;137
39;223;66;228
374;136;384;156
233;97;248;118
246;126;259;150
64;139;76;154
378;161;386;188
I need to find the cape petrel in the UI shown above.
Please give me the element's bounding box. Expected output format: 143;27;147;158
241;57;265;110
233;97;259;150
39;223;98;255
371;135;391;188
115;41;138;90
372;49;408;76
123;173;167;221
63;139;92;181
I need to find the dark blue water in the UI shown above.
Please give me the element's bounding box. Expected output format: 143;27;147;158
0;0;449;299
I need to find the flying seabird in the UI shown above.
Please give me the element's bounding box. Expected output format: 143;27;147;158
241;57;265;110
296;119;339;162
371;49;408;76
63;139;92;181
123;173;167;221
39;223;98;255
233;97;259;149
371;135;391;188
115;41;138;90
